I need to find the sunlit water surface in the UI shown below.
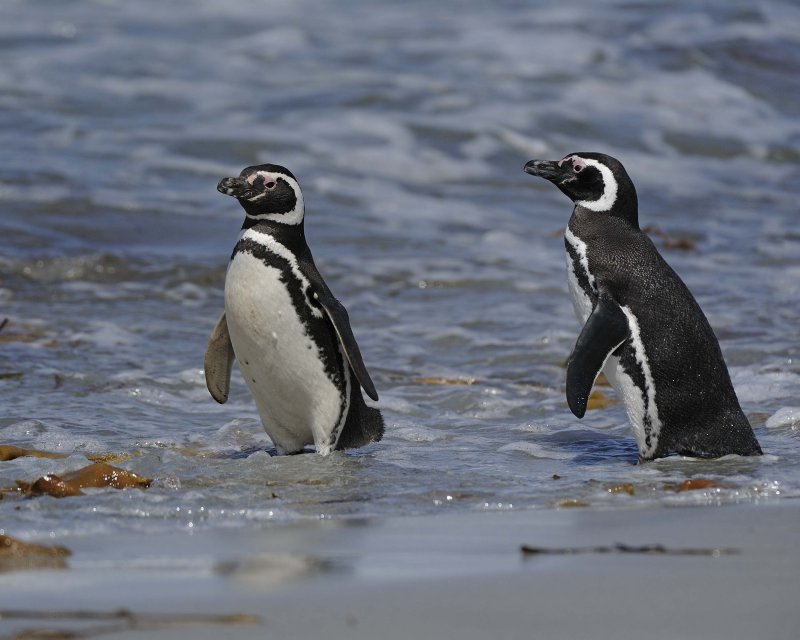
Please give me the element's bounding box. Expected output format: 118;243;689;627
1;0;799;540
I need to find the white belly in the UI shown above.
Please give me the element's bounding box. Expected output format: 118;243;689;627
566;259;593;324
601;355;649;454
564;229;594;324
224;252;345;455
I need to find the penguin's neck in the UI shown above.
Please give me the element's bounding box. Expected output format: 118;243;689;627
569;203;640;240
241;218;307;253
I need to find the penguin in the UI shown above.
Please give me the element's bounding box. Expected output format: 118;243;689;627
523;152;761;461
204;164;384;455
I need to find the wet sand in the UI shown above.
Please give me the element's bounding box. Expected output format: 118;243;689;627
2;501;798;639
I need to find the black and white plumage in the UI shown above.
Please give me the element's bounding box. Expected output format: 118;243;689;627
204;164;384;455
524;152;761;461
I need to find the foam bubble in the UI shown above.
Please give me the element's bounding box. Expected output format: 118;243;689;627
766;407;800;430
498;442;575;460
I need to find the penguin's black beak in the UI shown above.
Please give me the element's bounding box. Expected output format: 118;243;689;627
523;160;566;182
217;176;253;199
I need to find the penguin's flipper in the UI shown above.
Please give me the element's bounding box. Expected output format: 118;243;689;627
298;250;379;402
566;292;629;419
204;312;236;404
314;293;379;402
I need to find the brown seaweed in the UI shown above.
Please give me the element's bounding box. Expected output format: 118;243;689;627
664;479;730;493
0;534;71;573
0;446;69;462
521;542;738;557
12;463;151;498
0;608;259;640
585;390;618;410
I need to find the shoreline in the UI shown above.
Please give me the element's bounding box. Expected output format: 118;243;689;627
2;500;798;639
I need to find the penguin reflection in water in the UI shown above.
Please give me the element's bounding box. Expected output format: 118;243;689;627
204;164;384;455
524;153;761;461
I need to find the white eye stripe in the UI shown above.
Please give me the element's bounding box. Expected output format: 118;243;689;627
575;158;618;212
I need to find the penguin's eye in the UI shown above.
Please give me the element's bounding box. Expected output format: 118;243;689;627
255;174;278;191
571;157;587;174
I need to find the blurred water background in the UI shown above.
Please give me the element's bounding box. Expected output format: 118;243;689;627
1;0;799;540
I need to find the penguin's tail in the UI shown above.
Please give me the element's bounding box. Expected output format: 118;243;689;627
673;409;762;459
335;384;384;451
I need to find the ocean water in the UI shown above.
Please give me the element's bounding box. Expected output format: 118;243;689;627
1;0;799;542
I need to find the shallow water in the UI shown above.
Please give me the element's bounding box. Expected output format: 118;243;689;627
1;0;799;540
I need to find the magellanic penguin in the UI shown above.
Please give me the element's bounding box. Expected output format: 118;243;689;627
523;153;761;461
204;164;384;455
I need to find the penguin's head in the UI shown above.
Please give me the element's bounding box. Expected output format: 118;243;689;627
217;164;304;225
523;153;637;223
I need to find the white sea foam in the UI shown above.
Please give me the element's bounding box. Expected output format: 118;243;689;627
766;407;800;430
497;442;576;460
393;426;447;443
730;368;800;403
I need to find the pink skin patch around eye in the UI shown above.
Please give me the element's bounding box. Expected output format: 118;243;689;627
558;155;586;172
250;172;277;188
